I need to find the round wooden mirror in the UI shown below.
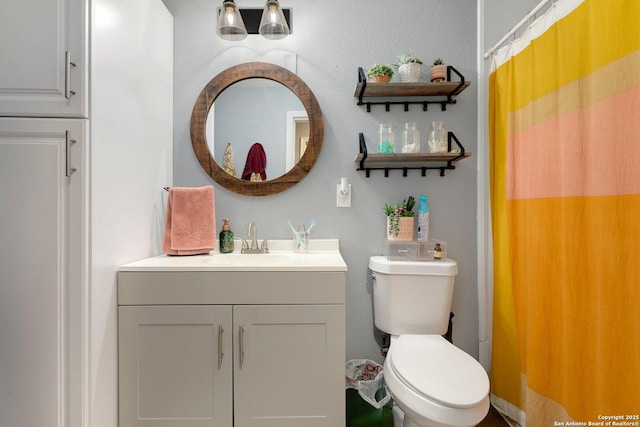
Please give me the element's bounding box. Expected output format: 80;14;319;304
190;62;324;196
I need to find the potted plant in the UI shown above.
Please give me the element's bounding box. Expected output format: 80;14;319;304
430;58;446;82
384;196;415;241
367;64;394;83
393;52;423;83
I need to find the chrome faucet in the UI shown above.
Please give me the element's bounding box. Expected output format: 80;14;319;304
247;221;258;250
241;221;269;254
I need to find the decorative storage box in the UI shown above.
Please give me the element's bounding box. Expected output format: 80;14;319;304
385;239;447;261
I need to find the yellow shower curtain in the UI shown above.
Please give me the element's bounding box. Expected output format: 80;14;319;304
489;0;640;425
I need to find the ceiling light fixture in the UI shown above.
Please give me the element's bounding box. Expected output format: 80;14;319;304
216;0;247;41
259;0;289;40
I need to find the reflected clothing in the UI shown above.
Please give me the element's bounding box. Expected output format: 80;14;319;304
241;142;267;181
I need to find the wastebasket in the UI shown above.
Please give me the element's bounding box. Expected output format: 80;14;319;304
345;359;394;427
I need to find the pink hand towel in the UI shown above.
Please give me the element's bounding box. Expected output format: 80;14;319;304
162;186;216;255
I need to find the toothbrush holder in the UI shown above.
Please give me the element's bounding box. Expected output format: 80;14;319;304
292;227;309;253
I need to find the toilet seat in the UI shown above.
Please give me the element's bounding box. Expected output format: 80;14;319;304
388;335;489;409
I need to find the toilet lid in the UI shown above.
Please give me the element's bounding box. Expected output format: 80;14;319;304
389;335;489;408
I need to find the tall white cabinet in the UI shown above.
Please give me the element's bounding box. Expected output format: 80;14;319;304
0;1;174;427
0;0;87;117
0;1;88;425
0;118;85;427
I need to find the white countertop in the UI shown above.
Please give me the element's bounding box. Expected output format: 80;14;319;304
119;239;347;272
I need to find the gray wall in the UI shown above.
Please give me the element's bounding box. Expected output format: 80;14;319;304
164;0;478;362
484;0;541;50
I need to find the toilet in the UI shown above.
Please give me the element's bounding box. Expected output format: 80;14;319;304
369;256;490;427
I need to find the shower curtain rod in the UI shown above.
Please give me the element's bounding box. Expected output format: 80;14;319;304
483;0;554;59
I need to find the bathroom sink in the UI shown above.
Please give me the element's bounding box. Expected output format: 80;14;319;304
118;239;347;272
204;253;292;266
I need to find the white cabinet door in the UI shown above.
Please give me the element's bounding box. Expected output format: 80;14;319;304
233;305;345;427
119;305;233;427
0;118;85;427
0;0;87;117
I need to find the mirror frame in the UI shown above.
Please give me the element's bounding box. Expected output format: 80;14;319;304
190;62;324;196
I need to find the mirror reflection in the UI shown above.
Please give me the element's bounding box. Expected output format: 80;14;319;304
190;62;323;196
206;79;309;180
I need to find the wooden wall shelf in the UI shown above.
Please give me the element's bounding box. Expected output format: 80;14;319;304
355;132;471;177
354;66;470;112
353;81;470;98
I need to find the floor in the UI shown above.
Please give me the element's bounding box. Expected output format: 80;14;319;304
478;406;509;426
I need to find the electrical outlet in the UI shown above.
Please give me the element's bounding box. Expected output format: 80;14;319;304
337;184;351;208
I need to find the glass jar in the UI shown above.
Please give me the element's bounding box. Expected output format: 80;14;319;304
427;120;448;153
401;122;420;153
377;123;395;153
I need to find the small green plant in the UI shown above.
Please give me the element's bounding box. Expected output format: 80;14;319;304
393;52;423;70
433;58;444;66
367;63;394;80
384;196;415;236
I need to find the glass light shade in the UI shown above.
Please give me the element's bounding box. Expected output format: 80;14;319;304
216;0;247;41
259;0;289;40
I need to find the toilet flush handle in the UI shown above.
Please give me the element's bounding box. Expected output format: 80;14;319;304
371;272;376;280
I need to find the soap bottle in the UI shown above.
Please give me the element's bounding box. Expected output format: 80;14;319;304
219;218;234;253
417;194;429;241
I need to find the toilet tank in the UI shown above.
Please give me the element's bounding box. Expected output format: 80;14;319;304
369;256;457;336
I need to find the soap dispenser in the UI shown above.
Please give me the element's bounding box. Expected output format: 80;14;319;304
219;218;234;253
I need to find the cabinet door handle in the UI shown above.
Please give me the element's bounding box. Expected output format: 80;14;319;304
239;326;245;369
218;325;224;370
65;51;77;99
65;131;77;177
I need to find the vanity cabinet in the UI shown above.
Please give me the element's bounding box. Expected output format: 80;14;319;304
119;305;233;427
118;268;346;427
233;304;344;427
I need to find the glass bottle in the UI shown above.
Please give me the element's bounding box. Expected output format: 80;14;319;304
427;120;448;153
219;218;234;253
433;242;443;260
401;122;420;153
377;123;395;154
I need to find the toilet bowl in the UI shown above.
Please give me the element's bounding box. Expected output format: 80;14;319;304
384;335;489;427
369;256;490;427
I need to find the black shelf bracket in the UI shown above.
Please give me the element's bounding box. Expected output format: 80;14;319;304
358;132;368;172
446;131;466;169
446;65;466;105
356;67;367;103
356;66;465;112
